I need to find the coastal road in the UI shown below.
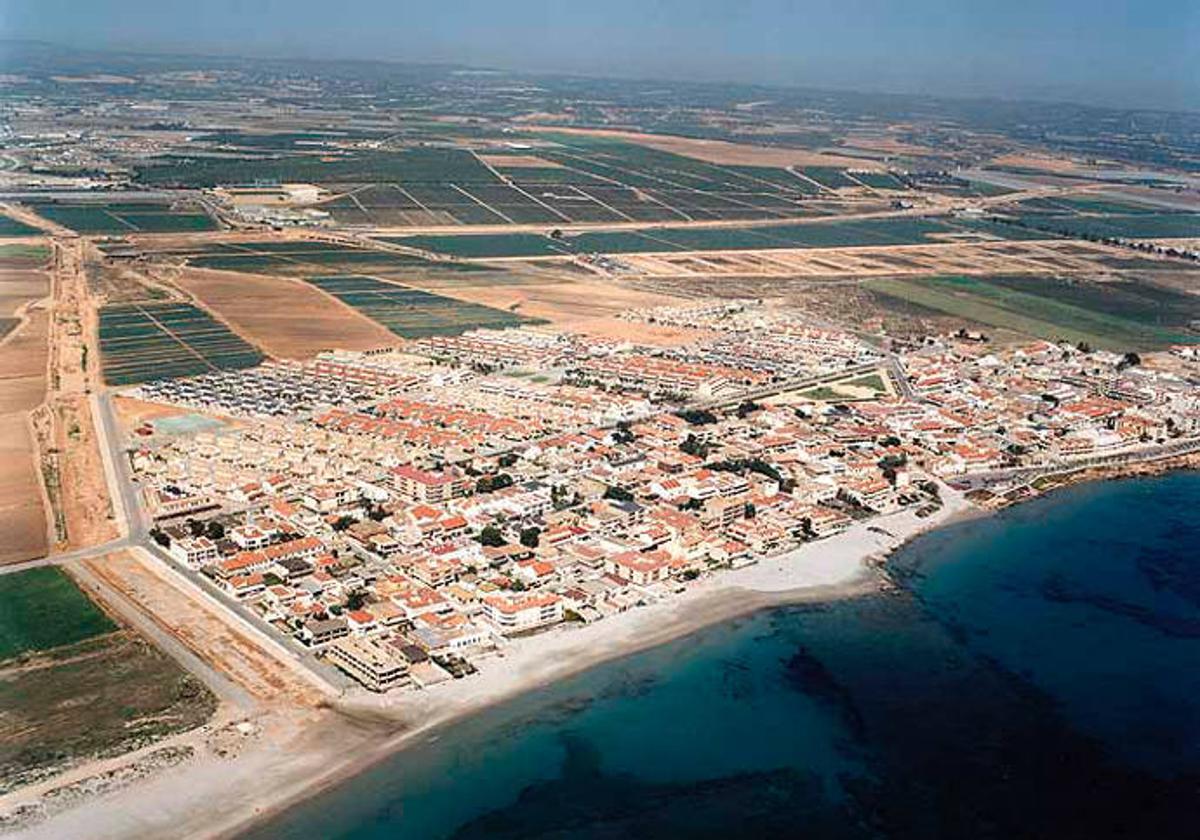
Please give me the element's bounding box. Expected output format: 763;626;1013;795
952;436;1200;492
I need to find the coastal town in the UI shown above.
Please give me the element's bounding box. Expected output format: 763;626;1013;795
0;26;1197;840
120;300;1200;694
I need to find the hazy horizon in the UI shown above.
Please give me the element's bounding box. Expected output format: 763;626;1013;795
1;0;1197;112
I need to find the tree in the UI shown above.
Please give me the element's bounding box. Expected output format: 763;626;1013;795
679;497;703;511
680;433;709;459
604;485;634;503
478;524;506;547
187;518;205;538
744;502;757;519
150;527;171;548
477;473;514;494
676;408;717;425
332;515;356;532
498;452;518;468
520;527;541;548
345;590;368;612
263;572;283;586
1118;351;1142;370
612;421;636;445
735;400;760;418
205;520;225;540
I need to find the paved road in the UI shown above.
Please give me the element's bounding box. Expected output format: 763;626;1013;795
951;436;1200;492
686;361;881;411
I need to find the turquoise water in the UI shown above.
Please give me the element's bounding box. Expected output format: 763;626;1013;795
248;473;1200;839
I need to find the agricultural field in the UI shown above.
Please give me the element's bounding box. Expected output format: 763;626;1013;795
864;274;1200;350
851;171;908;190
25;202;217;235
0;567;115;660
0;570;216;795
0;215;41;237
98;301;264;385
181;240;483;275
386;216;1028;259
170;268;397;360
305;275;539;338
1011;212;1200;240
132;135;880;226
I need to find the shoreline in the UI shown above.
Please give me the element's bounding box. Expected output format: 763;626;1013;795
213;487;975;840
0;481;1008;840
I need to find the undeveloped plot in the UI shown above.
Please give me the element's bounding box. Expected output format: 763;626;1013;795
526;126;868;168
82;550;324;707
0;413;47;564
615;240;1124;280
0;306;48;414
399;272;705;345
171;268;397;359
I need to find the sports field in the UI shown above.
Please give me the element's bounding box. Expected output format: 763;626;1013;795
306;275;539;338
0;567;116;661
27;202;217;234
98;301;264;384
864;275;1200;350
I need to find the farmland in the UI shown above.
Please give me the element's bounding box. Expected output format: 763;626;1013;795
1010;213;1200;241
0;562;216;794
864;274;1200;350
130;133;895;227
98;301;264;385
385;216;1027;258
26;202;217;235
170;268;397;359
305;275;539;338
181;240;483;275
0;215;41;237
0;567;115;661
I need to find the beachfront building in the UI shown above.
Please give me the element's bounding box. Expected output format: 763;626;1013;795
481;593;564;635
326;636;410;692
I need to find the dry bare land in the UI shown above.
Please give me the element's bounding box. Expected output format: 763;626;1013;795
81;551;325;707
398;269;705;345
522;125;870;168
169;267;397;359
0;566;215;797
612;239;1141;279
0;414;48;563
0;259;50;563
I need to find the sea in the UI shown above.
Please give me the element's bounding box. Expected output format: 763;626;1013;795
246;472;1200;840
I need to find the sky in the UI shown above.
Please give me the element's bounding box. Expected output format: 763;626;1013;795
1;0;1196;110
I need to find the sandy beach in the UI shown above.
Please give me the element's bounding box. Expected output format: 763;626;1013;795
7;488;972;840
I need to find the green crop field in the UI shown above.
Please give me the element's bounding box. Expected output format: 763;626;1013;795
1014;213;1200;240
306;275;540;338
27;202;217;234
852;171;907;190
0;215;41;237
0;567;116;661
99;301;263;384
186;241;489;275
800;167;859;189
135;148;499;188
865;275;1200;351
385;217;974;258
